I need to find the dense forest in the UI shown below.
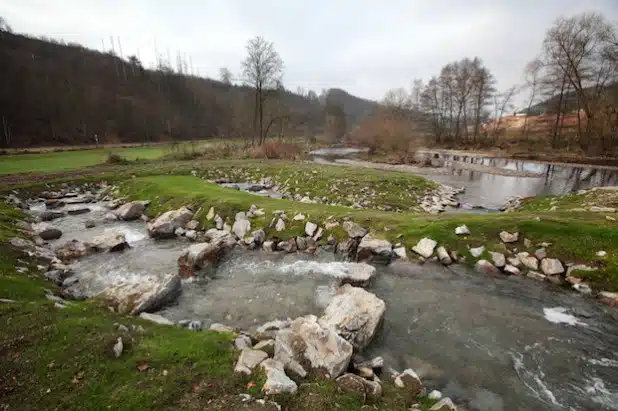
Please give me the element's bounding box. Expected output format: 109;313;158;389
0;30;374;148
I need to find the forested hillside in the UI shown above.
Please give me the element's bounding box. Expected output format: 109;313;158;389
0;31;375;147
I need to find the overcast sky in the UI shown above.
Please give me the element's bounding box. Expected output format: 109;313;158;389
2;0;618;104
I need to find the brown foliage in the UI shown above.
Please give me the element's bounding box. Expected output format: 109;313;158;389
251;140;302;159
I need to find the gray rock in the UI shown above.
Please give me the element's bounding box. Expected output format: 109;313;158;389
488;251;506;268
393;246;407;260
313;227;324;241
113;337;123;358
260;359;298;394
336;373;382;400
292;213;306;221
357;233;392;262
534;248;547;260
9;237;34;249
84;220;96;229
235;349;269;375
504;264;521;275
115;201;146;221
517;252;539;271
470;246;485;258
262;241;274;252
103;212;119;223
354;356;384;371
174;227;186;236
412;238;437;258
234;335;253;350
252;229;266;246
589;206;616;213
541;258;564;275
139;312;174;325
305;221;318;237
100;274;181;315
90;230;129;252
319;284;386;351
276;239;297;253
499;231;519;243
185;230;197;240
336;263;376;288
526;271;546;281
178;238;235;277
254;339;275;357
185;220;200;230
507;256;521;267
343;221;368;238
275;315;352;379
214;215;224;230
67;207;90;216
275;218;286;232
206;207;215;220
232;219;251;240
474;260;500;275
455;225;470;235
393;369;424;396
210;323;234;333
295;236;307;251
436;246;452;265
32;222;62;240
148;207;194;239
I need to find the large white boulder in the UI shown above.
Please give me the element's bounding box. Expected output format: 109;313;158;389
148;207;194;239
319;284;386;351
98;274;181;315
260;359;298;394
274;315;353;379
540;258;565;275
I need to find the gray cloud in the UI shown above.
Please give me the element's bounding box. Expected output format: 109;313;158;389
2;0;617;103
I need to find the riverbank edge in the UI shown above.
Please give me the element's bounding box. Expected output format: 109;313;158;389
0;200;448;411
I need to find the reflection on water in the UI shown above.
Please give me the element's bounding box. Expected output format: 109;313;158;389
432;154;618;209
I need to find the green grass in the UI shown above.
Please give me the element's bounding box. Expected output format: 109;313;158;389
0;147;167;174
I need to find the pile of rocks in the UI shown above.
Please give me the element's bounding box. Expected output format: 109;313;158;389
418;184;463;214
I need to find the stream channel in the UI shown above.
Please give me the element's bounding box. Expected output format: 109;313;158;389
31;193;618;411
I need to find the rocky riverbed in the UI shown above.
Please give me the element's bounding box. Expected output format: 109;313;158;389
4;181;618;410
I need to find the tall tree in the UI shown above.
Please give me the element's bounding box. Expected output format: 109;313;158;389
241;36;284;146
219;67;233;85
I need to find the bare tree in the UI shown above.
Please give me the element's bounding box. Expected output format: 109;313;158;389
241;36;284;146
521;58;544;139
491;86;518;141
542;12;618;152
0;16;12;33
219;67;233;85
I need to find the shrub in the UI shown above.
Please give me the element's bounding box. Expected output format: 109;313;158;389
251;141;302;159
105;152;129;165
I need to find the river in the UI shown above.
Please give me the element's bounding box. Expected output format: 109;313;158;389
310;148;618;210
39;200;618;411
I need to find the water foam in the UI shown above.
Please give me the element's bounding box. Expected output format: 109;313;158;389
510;351;562;407
104;227;147;244
543;307;587;326
588;358;618;367
585;378;618;409
230;259;372;279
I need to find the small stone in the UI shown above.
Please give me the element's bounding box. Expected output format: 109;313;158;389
475;260;500;275
488;251;506;268
589;206;616;213
412;238;437;258
113;337;123;358
597;250;607;257
305;221;318;237
598;291;618;307
84;220;96;229
573;283;592;294
174;227;186;236
526;271;546;281
343;221;368;238
428;390;443;400
393;369;424;396
254;339;275;357
524;238;533;248
436;246;452;265
293;213;306;221
234;335;253;350
357;366;374;379
517;252;539;270
499;231;519;243
313;227;324;241
540;258;564;276
139;312;174;325
455;225;470;235
275;218;286;232
429;397;457;411
185;230;197;240
534;248;547;260
504;264;521;275
470;246;485;258
508;256;521;267
607;216;616;221
234;349;268;375
263;241;274;252
214;215;224;230
393;246;407;260
209;323;234;333
261;359;298;394
185;220;200;230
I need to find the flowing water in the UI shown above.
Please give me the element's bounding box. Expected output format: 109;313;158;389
32;196;618;410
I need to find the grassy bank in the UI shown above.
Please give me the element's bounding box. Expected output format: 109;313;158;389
120;175;618;291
